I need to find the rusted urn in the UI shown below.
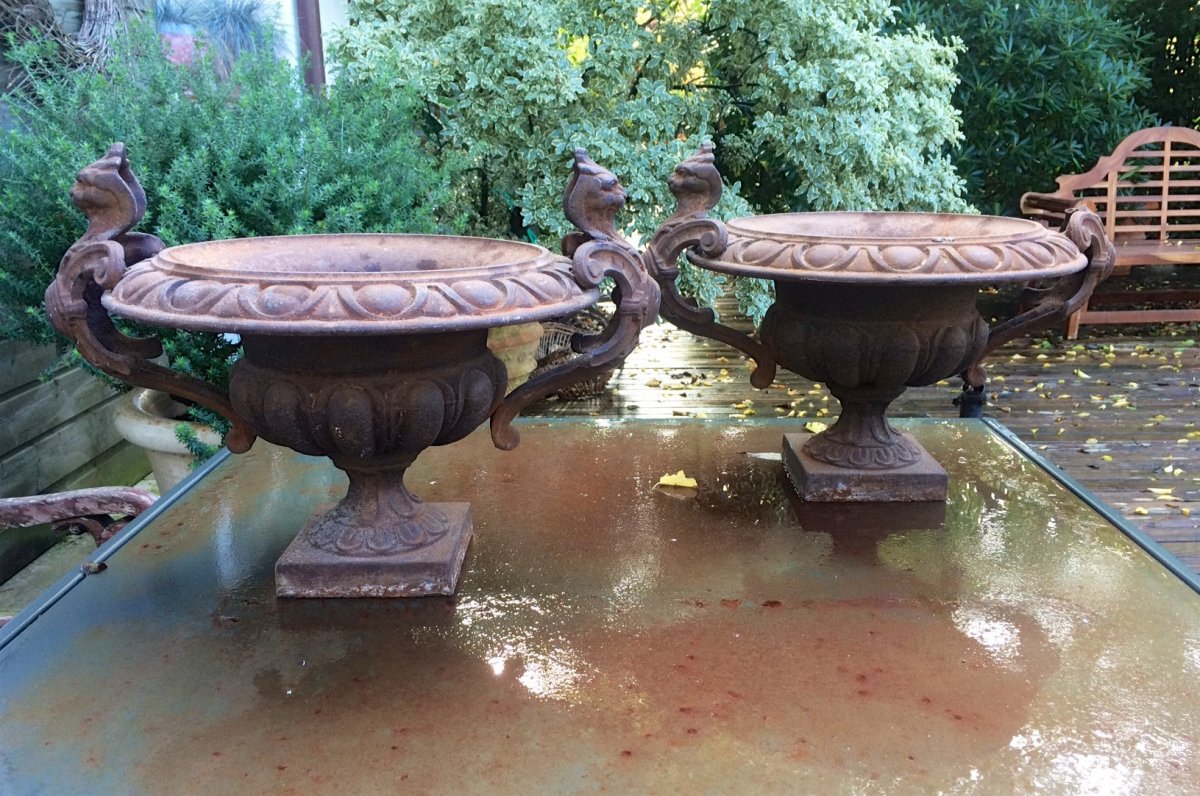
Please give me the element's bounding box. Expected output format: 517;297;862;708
645;146;1116;502
46;143;658;596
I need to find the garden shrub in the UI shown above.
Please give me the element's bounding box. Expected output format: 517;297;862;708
1111;0;1200;126
0;25;456;444
331;0;971;320
897;0;1155;215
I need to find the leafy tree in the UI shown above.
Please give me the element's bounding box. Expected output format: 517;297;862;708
1111;0;1200;126
331;0;971;320
897;0;1155;215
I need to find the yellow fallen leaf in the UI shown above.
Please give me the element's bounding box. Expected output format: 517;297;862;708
645;378;662;388
1086;437;1099;445
657;470;697;489
1183;507;1193;517
1133;507;1150;515
804;421;829;434
1148;487;1174;495
719;369;730;377
1101;455;1113;462
1074;369;1091;379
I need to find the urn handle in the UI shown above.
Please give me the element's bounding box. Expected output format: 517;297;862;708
959;208;1116;394
489;149;662;450
44;143;257;453
643;144;777;388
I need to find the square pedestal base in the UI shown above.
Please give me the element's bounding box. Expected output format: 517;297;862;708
783;433;948;502
275;503;472;598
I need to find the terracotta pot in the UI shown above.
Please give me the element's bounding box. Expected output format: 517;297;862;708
113;388;221;493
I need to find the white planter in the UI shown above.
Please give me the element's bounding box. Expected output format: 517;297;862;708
113;388;221;493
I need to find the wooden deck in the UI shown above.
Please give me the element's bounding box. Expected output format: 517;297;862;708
529;305;1200;573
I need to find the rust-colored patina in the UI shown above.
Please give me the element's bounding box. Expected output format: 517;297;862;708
45;144;659;597
0;486;156;545
648;148;1115;502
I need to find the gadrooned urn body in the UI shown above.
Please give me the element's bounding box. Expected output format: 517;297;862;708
761;282;989;399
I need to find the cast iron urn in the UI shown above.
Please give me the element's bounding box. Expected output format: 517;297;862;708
47;144;659;597
644;145;1115;502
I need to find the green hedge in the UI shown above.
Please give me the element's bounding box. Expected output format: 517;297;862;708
0;25;456;392
897;0;1155;215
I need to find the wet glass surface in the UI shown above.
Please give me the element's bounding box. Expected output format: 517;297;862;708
0;419;1197;794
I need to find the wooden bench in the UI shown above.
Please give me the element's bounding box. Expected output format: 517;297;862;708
1021;126;1200;338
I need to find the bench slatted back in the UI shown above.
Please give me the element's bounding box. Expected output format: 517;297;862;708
1026;127;1200;250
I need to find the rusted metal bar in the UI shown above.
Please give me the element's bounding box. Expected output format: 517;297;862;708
0;486;157;546
294;0;325;88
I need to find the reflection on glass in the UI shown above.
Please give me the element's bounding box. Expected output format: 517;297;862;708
952;606;1021;667
442;592;591;702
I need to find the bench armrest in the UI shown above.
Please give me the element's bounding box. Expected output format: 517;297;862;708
1020;191;1081;216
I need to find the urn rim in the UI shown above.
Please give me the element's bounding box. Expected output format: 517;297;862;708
688;211;1088;285
102;233;599;334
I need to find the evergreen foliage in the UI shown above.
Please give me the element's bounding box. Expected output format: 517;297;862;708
1111;0;1200;126
0;25;455;414
897;0;1155;215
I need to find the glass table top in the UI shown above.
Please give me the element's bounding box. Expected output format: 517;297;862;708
0;419;1197;794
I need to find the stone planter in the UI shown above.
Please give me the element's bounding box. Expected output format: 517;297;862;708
487;321;543;393
113;388;221;493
